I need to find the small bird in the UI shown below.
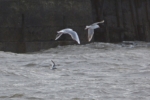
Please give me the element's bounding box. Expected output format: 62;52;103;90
85;20;104;42
51;60;57;70
55;28;80;44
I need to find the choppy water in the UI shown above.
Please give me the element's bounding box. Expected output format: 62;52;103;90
0;41;150;100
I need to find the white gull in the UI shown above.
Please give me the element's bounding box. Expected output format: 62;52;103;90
55;28;80;44
85;20;104;42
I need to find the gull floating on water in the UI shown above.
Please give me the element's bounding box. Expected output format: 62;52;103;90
51;60;57;70
85;20;104;42
55;28;80;44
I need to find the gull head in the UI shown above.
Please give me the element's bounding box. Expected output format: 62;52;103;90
57;31;61;34
85;26;90;30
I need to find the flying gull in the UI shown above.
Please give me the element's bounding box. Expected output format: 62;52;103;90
55;28;80;44
85;20;104;42
51;60;57;70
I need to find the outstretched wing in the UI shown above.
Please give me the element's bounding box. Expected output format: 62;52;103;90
51;60;55;66
92;20;104;25
55;32;63;40
90;24;99;29
67;30;80;44
88;28;94;42
51;60;57;70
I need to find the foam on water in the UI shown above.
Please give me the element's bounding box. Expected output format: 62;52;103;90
0;42;150;100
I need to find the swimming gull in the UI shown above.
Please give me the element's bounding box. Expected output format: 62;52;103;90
55;28;80;44
51;60;57;70
85;20;104;42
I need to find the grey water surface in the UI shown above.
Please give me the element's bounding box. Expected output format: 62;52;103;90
0;42;150;100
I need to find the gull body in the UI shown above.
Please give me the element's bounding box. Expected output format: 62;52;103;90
55;28;80;44
85;20;104;42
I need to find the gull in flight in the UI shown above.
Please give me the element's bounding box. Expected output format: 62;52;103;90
55;28;80;44
85;20;104;42
51;60;57;70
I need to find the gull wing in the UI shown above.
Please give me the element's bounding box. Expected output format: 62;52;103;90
55;32;63;40
51;60;55;66
51;60;56;70
92;20;104;25
88;28;94;42
55;28;72;40
65;30;80;44
64;28;73;31
90;24;99;29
